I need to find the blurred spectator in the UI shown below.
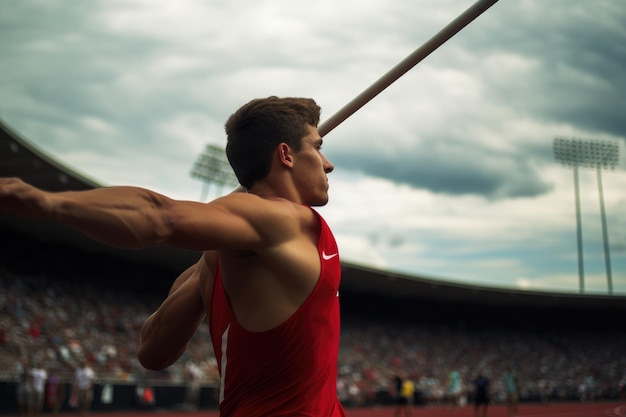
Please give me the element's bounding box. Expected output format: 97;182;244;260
503;367;518;415
394;371;415;417
473;372;490;417
447;369;463;411
183;358;202;411
15;357;30;417
46;367;66;414
29;360;47;417
73;359;95;417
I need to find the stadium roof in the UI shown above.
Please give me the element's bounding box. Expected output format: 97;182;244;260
2;118;625;312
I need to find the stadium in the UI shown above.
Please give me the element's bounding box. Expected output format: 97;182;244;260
2;108;626;417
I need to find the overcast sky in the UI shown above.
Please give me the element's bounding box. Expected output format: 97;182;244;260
2;0;625;294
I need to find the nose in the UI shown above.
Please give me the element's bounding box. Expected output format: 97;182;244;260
323;155;334;173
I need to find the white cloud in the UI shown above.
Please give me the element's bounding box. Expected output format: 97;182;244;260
1;0;625;294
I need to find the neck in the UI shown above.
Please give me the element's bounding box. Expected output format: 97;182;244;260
248;180;301;204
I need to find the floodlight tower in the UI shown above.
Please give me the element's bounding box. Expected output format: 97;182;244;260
190;144;238;201
553;137;619;294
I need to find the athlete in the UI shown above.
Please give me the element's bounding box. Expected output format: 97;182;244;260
0;96;344;416
394;372;415;417
29;361;47;417
73;359;95;417
503;367;518;416
447;369;463;412
473;373;490;417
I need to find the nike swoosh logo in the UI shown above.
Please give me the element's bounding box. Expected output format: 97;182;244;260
322;251;338;260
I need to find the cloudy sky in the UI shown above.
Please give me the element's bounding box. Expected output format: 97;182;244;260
2;0;625;294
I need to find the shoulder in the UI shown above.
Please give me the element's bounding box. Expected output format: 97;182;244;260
215;194;317;229
216;193;306;213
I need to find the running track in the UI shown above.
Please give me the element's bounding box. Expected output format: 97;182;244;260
8;402;623;417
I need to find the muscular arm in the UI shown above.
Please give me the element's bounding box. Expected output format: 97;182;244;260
138;256;211;370
0;178;295;251
0;178;183;247
167;260;197;296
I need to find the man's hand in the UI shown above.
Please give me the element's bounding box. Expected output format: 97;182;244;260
0;178;51;217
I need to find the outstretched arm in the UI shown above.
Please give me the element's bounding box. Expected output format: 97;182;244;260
0;178;185;248
138;255;212;370
0;178;292;251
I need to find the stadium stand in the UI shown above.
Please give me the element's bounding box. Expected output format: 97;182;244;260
1;119;626;413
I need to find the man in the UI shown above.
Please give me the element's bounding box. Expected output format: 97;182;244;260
29;360;47;417
0;96;342;416
45;367;66;414
503;367;518;416
447;369;462;412
15;358;31;417
394;372;415;417
473;372;490;417
183;358;202;410
73;359;95;417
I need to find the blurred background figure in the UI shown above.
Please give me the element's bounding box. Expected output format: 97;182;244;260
73;359;95;417
29;360;47;417
392;370;403;414
183;358;202;411
619;374;626;400
15;358;31;417
503;367;518;416
447;369;462;412
538;375;549;405
394;371;415;417
45;368;66;414
473;372;490;417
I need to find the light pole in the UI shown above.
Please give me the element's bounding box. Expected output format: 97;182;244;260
553;137;619;294
190;144;238;201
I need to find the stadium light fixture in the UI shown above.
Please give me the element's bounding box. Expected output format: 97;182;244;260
190;144;238;201
553;137;619;295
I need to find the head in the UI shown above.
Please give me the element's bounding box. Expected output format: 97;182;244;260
225;96;323;190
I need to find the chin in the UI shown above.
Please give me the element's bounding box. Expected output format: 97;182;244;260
313;197;329;207
307;194;329;207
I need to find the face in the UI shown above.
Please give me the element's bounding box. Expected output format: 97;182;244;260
291;125;334;206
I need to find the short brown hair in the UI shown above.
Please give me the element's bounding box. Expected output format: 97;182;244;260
225;96;321;189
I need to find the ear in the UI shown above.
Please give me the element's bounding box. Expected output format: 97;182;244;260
277;143;294;167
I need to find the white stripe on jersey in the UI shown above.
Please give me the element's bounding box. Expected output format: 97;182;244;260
219;324;231;404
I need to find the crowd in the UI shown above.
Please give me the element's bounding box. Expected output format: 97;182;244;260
336;317;626;406
0;269;218;386
1;264;625;409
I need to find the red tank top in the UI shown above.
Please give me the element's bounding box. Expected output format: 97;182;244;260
209;208;345;417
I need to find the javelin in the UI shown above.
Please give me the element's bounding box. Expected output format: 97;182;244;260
318;0;500;137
